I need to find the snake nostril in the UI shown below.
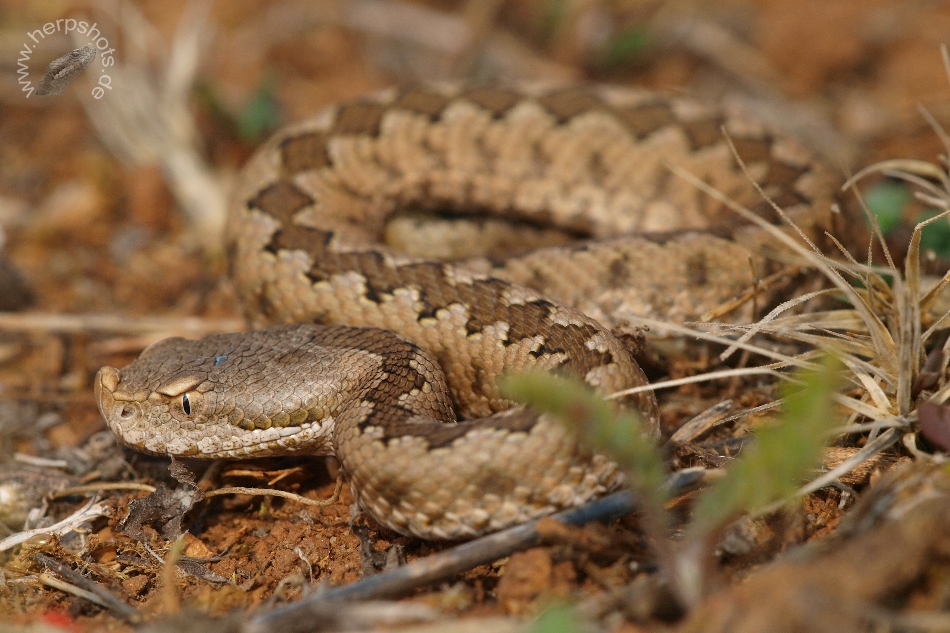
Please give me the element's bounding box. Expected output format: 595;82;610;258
120;405;135;419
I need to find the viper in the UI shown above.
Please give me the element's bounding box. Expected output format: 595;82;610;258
95;84;844;539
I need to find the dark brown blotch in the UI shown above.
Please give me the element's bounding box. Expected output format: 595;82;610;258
393;89;452;119
269;226;332;258
752;159;810;209
680;117;724;150
767;189;809;209
250;181;314;224
305;248;376;288
308;251;453;305
462;87;523;118
363;259;450;305
613;102;677;139
555;322;613;377
281;132;331;173
766;160;808;192
505;299;556;344
359;332;433;399
380;410;538;449
730;136;772;163
461;279;518;335
686;252;708;287
607;255;632;289
332;101;389;136
263;225;330;269
537;89;605;122
331;328;454;430
392;262;457;318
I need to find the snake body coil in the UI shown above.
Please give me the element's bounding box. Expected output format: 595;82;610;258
96;84;841;539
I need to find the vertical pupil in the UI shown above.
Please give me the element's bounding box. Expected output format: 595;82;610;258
182;393;191;415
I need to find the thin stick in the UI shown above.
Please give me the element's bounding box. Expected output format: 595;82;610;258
204;476;344;507
35;554;140;623
0;498;108;552
51;482;157;497
608;367;789;399
249;470;708;629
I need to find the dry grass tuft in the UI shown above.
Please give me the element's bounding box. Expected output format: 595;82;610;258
617;47;950;500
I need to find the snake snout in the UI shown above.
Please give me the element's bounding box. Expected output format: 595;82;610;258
94;366;134;425
94;367;114;414
96;366;120;394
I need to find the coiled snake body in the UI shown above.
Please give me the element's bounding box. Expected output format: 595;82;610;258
95;84;841;539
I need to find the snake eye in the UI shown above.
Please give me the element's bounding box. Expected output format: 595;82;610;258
182;393;191;415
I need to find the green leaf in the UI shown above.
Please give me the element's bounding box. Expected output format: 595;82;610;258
529;604;581;633
237;74;279;142
865;180;911;236
863;181;950;257
600;27;651;67
918;208;950;257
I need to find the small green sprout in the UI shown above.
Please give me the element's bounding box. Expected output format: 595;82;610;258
529;604;581;633
865;180;950;257
237;74;279;142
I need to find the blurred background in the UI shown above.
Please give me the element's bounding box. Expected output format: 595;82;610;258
1;0;949;321
1;0;950;623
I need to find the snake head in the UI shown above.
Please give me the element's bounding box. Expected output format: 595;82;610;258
94;365;208;457
94;326;348;460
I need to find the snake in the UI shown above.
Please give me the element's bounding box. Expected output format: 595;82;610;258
95;84;844;540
